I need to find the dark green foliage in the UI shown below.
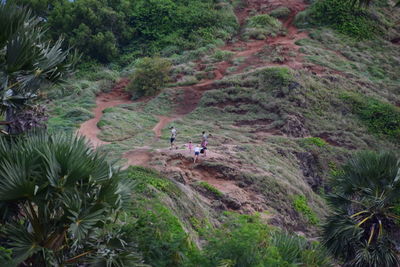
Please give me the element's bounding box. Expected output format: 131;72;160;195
0;2;77;134
126;57;172;99
293;195;320;225
323;151;400;266
195;213;332;267
17;0;238;63
341;93;400;140
0;132;143;266
0;246;13;266
309;0;379;39
122;167;195;267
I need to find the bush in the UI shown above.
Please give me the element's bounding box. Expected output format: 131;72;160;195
243;14;284;40
126;57;172;99
247;14;282;28
194;213;331;267
309;0;379;39
302;137;327;147
212;50;235;62
341;93;400;140
293;195;319;224
269;7;291;19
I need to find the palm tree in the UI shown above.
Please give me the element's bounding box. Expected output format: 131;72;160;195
0;3;78;134
322;151;400;267
0;132;146;266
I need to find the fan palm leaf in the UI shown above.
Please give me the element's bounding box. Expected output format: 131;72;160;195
0;3;78;134
323;151;400;266
0;132;135;265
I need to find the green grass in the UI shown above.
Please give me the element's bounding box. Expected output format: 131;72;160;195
212;50;234;62
341;93;400;140
243;14;284;40
197;181;224;198
293;195;319;225
302;137;327;148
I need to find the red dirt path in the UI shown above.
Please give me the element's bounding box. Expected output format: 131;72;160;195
77;78;132;147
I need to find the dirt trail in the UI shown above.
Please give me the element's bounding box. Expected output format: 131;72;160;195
152;116;177;138
77;79;131;147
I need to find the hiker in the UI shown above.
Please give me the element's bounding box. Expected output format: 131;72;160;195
201;140;208;157
187;140;193;152
170;126;177;150
194;144;201;163
201;131;210;156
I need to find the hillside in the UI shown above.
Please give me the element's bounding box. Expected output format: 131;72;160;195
1;0;400;266
67;0;400;232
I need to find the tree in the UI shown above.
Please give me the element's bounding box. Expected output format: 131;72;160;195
322;151;400;266
126;57;171;99
0;3;77;135
0;132;147;266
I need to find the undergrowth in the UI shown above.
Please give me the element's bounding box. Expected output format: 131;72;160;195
293;195;320;225
341;93;400;140
308;0;379;39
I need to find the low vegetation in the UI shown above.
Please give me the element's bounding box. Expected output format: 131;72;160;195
243;14;284;40
293;195;320;225
342;93;400;140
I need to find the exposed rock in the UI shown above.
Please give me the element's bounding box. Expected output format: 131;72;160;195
169;171;187;185
222;196;242;210
281;114;310;137
295;151;323;191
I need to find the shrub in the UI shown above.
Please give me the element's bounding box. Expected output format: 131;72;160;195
194;213;331;267
212;50;235;62
198;181;224;198
247;14;282;28
269;7;291;19
341;93;400;140
309;0;379;39
293;195;319;224
126;57;172;99
302;137;327;147
243;14;283;40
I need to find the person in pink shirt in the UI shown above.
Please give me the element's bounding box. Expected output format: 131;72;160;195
187;140;193;152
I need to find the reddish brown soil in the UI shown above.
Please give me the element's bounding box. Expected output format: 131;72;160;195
152;116;176;138
77;78;132;147
122;148;152;169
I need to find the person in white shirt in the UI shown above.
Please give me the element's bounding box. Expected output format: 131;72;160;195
170;126;177;150
194;145;201;163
